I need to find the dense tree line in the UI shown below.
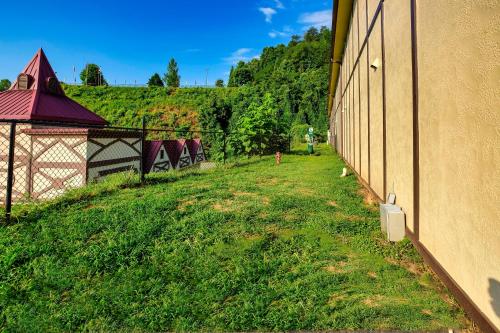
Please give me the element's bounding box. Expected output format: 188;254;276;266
0;79;11;91
200;26;331;158
65;27;331;160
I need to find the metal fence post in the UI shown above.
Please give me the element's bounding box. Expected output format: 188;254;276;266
5;121;17;223
259;135;263;158
223;132;227;164
140;117;146;184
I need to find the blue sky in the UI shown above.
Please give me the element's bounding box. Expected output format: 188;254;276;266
0;0;331;86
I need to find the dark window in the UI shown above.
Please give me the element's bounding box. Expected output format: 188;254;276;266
160;150;164;159
184;147;187;154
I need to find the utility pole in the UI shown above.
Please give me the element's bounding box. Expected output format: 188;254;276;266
205;68;209;87
73;66;76;84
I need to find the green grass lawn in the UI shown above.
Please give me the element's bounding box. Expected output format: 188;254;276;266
0;144;469;331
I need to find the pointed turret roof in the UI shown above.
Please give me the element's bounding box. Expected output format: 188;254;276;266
0;49;107;125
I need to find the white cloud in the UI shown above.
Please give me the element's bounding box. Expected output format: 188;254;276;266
259;7;277;23
274;0;285;9
269;26;293;39
224;48;259;65
298;9;332;28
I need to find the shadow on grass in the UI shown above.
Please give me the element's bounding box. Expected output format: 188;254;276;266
3;169;210;226
287;150;322;156
2;151;307;226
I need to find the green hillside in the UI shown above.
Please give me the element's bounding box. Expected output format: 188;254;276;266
63;85;218;130
63;27;331;158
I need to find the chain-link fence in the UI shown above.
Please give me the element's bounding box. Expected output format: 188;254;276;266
0;118;293;223
0;118;228;223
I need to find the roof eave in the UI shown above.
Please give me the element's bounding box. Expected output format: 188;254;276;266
327;0;354;117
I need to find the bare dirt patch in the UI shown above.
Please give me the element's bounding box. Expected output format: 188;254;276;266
327;200;338;207
385;257;424;276
258;212;268;219
421;309;433;316
243;233;262;241
362;295;383;307
177;199;195;212
213;200;235;212
257;177;279;186
283;212;298;221
296;187;315;196
367;271;378;279
334;212;364;222
323;263;346;274
357;187;379;210
232;191;256;197
328;293;347;306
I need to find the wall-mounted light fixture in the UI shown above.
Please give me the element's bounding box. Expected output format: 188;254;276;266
371;58;381;70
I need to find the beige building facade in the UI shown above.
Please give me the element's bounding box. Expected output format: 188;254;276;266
327;1;500;331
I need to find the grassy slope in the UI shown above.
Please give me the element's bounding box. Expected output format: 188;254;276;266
0;145;468;331
63;85;218;128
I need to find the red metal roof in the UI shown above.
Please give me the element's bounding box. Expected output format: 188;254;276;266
164;139;186;168
144;140;165;173
185;139;202;163
0;49;107;125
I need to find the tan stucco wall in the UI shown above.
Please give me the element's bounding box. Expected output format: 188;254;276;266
359;47;369;181
367;15;384;198
87;137;142;181
0;124;32;201
87;137;141;162
30;135;87;200
384;0;415;233
329;0;499;328
416;0;500;328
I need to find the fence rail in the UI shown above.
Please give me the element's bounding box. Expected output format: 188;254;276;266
63;82;217;88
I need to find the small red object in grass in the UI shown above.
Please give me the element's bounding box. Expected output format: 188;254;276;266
275;151;282;165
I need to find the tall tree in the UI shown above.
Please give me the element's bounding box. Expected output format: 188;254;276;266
0;79;11;92
288;35;302;47
231;61;253;86
237;93;278;156
304;27;320;42
80;64;107;86
148;73;164;87
164;58;180;88
228;66;236;87
215;79;224;87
